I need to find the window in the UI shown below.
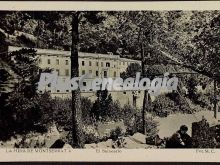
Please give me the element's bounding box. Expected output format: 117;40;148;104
65;60;69;65
47;59;51;64
89;61;92;66
82;61;85;66
114;71;117;77
65;69;69;76
82;70;85;75
57;90;60;92
56;69;60;76
123;91;126;94
106;62;110;67
104;71;107;78
83;82;87;86
96;71;99;77
96;62;99;66
101;62;103;67
56;59;59;65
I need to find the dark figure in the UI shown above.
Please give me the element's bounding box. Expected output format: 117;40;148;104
166;125;192;148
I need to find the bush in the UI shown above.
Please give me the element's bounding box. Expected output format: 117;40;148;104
52;98;72;130
82;125;100;144
91;90;113;121
81;97;94;125
151;95;176;117
110;126;124;141
166;92;191;114
0;91;54;140
135;113;159;137
52;97;94;130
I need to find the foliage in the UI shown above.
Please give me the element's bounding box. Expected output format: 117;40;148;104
51;97;94;130
151;95;176;117
122;104;137;127
81;97;94;125
135;113;159;137
186;76;199;101
0;48;54;140
51;98;72;130
91;89;113;121
110;126;124;141
120;62;141;79
169;93;192;114
1;11;219;84
82;125;100;144
112;137;127;148
16;34;36;47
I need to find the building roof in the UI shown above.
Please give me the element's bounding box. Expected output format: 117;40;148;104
8;46;141;63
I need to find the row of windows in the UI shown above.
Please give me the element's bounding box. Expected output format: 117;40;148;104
40;58;133;67
54;69;117;77
81;61;131;67
81;70;117;78
82;61;111;67
55;69;70;76
39;58;69;65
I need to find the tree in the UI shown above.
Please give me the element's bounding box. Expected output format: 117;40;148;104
0;47;54;140
186;76;199;101
70;12;84;148
155;11;220;82
120;62;141;79
70;11;106;148
91;89;113;121
152;95;176;117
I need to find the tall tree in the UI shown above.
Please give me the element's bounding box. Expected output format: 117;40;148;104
71;11;105;148
71;12;84;148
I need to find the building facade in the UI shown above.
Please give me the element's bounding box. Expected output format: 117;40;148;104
9;46;144;108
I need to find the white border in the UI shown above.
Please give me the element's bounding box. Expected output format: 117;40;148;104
0;149;219;162
0;1;219;11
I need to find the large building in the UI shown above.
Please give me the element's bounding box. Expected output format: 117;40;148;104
8;46;144;108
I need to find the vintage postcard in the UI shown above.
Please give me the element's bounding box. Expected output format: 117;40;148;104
0;1;220;162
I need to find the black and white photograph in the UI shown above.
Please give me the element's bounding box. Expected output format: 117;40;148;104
0;9;220;150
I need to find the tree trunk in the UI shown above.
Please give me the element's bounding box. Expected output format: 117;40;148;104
141;41;146;135
71;12;84;148
214;80;217;119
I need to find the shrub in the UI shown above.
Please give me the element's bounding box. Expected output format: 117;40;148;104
135;113;159;137
82;125;100;144
151;95;176;117
110;126;124;141
91;90;113;121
